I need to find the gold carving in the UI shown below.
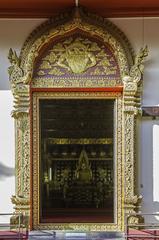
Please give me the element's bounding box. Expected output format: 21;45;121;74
11;195;30;206
123;47;148;114
130;46;148;83
36;36;118;80
8;48;23;84
20;8;134;69
56;38;96;73
14;113;30;200
16;9;131;88
11;195;30;224
8;50;31;217
39;61;51;69
33;77;120;88
37;70;45;76
48;67;64;76
47;138;112;145
43;52;57;63
8;49;31;86
122;47;148;222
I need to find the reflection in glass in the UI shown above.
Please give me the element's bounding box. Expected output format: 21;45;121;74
39;99;114;223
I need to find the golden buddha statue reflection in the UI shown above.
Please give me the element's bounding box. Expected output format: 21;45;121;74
75;150;92;183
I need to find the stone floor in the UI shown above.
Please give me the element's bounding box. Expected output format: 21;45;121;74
29;231;125;240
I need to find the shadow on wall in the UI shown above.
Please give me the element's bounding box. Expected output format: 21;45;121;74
153;202;159;222
141;122;159;223
0;162;14;179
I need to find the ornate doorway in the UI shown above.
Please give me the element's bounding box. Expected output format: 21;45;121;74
9;8;148;231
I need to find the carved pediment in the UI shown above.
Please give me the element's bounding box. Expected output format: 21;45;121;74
33;34;121;88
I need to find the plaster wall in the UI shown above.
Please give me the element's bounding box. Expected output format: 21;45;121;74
0;18;159;222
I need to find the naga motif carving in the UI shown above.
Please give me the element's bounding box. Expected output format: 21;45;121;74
130;46;148;83
8;48;23;84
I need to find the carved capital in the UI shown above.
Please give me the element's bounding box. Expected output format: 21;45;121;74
124;195;143;224
15;112;29;132
125;195;142;206
124;106;139;115
11;195;30;206
11;84;30;119
11;195;30;218
12;111;29;120
122;49;148;115
125;196;144;225
122;46;148;108
123;76;138;93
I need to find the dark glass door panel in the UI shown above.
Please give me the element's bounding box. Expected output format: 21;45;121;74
39;99;114;223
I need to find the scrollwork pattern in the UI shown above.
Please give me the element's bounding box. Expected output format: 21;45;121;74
21;116;30;197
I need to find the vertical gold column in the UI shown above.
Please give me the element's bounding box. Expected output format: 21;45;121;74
8;48;32;221
122;46;148;224
123;78;141;221
10;84;30;221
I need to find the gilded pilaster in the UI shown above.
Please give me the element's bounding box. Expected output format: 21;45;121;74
122;46;148;223
8;49;30;218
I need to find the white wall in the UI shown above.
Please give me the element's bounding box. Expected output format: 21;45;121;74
0;91;14;214
111;18;159;105
0;18;159;222
111;18;159;222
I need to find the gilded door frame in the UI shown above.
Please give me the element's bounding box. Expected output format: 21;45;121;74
32;90;123;231
8;8;148;231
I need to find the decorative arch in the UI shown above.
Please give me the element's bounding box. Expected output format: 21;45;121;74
19;8;134;79
32;32;122;88
9;8;148;231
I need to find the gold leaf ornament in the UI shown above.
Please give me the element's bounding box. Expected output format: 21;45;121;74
39;61;51;69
